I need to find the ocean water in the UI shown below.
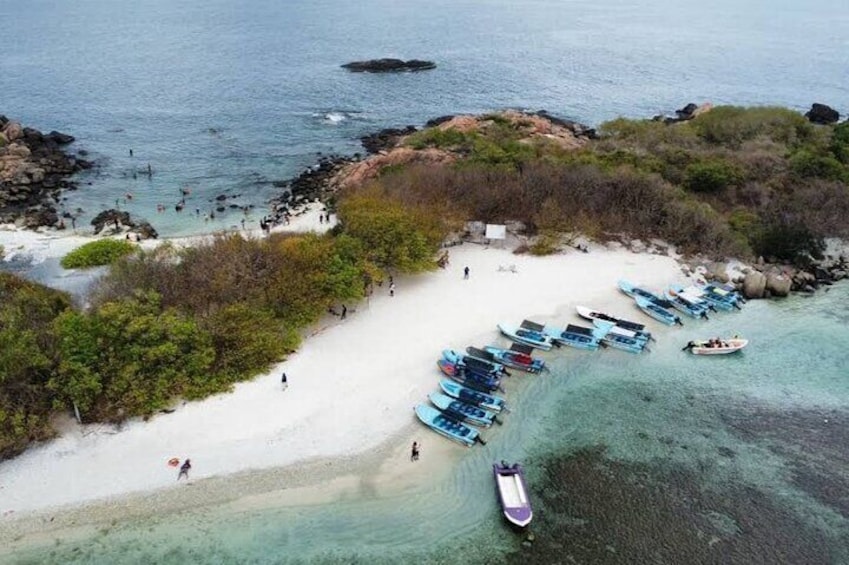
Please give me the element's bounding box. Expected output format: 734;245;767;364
7;285;849;564
2;0;847;237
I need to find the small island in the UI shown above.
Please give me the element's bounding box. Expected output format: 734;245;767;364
341;58;436;73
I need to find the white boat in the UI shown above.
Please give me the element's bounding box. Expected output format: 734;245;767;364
684;338;748;355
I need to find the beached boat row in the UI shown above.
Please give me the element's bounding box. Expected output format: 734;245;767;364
618;279;745;326
498;313;652;355
414;277;748;530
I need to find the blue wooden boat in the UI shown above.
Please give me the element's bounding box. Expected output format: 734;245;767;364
477;344;545;374
543;323;605;350
442;349;507;375
429;392;497;427
466;345;533;373
497;321;555;351
493;461;533;528
618;279;669;305
437;359;503;393
592;320;649;353
663;288;711;319
671;284;735;312
635;296;682;326
576;306;654;341
415;404;481;447
704;282;745;303
439;379;508;413
698;283;743;310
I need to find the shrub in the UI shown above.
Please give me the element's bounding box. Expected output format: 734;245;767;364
53;291;216;422
202;304;294;389
753;221;824;266
0;273;72;459
689;106;813;148
61;239;137;269
788;149;846;180
529;234;559;256
337;186;447;272
406;128;474;150
683;160;740;193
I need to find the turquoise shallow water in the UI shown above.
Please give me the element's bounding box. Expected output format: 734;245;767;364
8;285;849;564
3;0;848;236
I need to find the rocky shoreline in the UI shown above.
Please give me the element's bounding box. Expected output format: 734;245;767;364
0;116;92;229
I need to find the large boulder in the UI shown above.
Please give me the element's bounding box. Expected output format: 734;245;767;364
742;271;767;299
765;273;792;297
805;103;840;125
706;262;730;283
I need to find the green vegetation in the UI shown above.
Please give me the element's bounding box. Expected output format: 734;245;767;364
0;273;72;458
384;106;849;262
61;239;137;269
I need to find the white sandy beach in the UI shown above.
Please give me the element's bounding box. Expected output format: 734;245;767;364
0;221;687;531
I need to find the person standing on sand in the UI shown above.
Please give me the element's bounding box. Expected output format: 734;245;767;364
389;282;396;297
341;305;347;319
464;266;470;279
411;442;420;461
281;372;288;390
177;459;191;480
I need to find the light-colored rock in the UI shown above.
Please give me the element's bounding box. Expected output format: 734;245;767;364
765;273;792;297
7;143;31;158
742;271;767;299
630;239;646;253
4;121;23;141
707;261;730;283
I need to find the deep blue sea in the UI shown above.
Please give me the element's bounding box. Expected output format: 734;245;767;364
3;1;849;562
2;0;847;237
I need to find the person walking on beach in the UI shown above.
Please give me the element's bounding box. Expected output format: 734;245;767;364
411;442;420;461
464;266;470;279
177;459;192;480
389;282;396;297
281;372;288;390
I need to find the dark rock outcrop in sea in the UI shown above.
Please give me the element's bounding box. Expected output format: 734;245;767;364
652;101;714;124
91;209;158;240
360;125;418;154
341;59;436;73
0;115;92;229
805;102;840;124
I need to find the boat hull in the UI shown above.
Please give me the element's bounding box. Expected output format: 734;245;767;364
439;379;507;413
481;346;545;373
493;462;533;528
497;324;554;351
635;296;681;326
688;338;748;355
415;404;479;447
429;392;495;427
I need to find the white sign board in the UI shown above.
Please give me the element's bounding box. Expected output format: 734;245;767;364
485;224;506;240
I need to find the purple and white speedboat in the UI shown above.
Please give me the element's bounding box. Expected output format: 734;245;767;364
493;461;533;528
